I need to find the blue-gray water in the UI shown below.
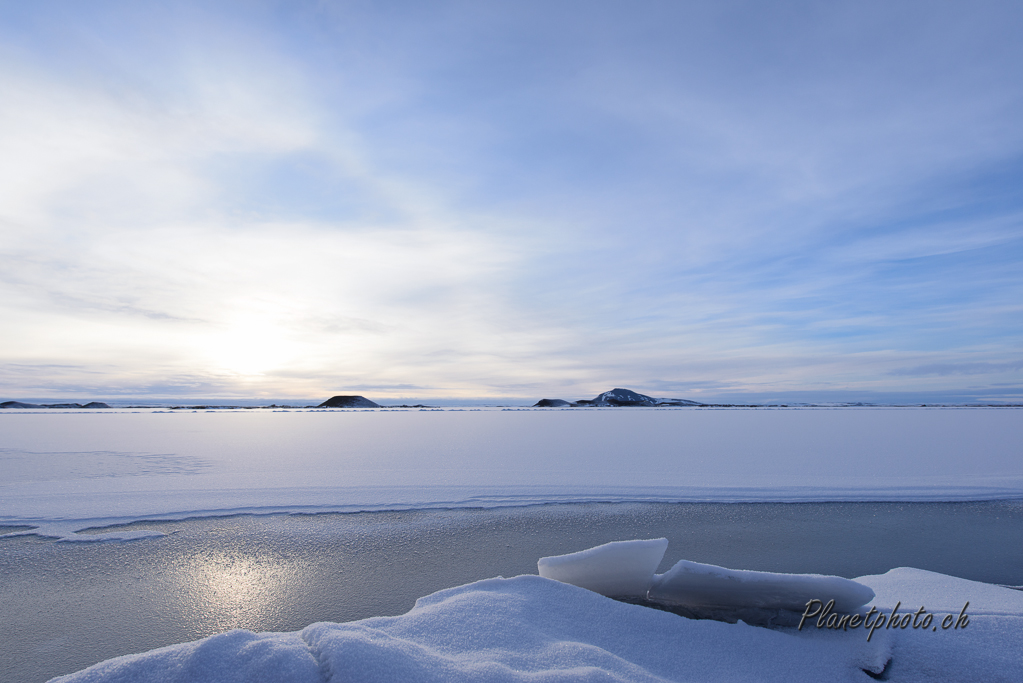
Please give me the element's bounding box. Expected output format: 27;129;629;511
2;501;1022;683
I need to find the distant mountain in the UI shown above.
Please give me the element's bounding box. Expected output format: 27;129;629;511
0;401;110;409
591;388;657;407
531;389;703;408
317;395;381;408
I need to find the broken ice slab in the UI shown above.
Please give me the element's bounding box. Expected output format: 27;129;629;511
537;538;668;598
649;558;875;613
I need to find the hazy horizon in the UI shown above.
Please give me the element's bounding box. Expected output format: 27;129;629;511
4;388;1022;406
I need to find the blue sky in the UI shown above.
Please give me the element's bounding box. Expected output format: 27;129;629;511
1;0;1021;402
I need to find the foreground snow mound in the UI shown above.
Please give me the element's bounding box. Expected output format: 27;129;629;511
53;576;887;683
853;568;1023;682
857;566;1023;616
49;629;322;683
650;559;875;613
538;538;669;597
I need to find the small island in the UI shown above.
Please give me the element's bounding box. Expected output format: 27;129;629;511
533;388;702;408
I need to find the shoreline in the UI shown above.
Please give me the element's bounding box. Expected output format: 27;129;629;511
10;490;1023;543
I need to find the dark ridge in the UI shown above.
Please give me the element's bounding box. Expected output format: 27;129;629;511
317;395;381;409
1;401;111;409
529;389;702;408
591;388;657;407
1;401;41;409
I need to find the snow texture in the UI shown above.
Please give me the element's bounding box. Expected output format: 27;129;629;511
853;569;1023;682
537;538;669;597
649;559;876;612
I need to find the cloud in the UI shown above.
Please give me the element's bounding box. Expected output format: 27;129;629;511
889;361;1023;377
1;1;1022;399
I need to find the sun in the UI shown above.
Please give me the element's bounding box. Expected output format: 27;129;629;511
202;316;298;377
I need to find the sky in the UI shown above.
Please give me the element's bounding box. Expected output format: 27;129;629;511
1;0;1021;403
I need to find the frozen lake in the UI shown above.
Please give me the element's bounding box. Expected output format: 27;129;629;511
2;407;1022;682
4;501;1023;683
2;407;1022;540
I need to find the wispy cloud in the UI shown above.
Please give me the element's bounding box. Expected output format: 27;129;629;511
889;361;1023;377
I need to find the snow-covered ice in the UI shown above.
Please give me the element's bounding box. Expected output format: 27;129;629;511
649;559;876;613
539;540;874;615
537;538;668;597
2;408;1022;540
48;568;1023;683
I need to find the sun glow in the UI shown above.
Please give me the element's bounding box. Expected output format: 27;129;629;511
202;315;299;377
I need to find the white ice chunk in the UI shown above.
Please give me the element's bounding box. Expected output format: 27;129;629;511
537;538;668;597
649;559;875;612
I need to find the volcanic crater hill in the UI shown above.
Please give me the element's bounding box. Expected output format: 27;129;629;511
533;388;702;408
317;395;381;408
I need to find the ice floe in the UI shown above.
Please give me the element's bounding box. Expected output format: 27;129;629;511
538;540;875;626
649;559;876;613
537;538;669;598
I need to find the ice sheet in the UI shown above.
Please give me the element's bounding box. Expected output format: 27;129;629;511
3;408;1022;540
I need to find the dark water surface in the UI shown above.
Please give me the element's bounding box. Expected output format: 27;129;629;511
3;501;1023;683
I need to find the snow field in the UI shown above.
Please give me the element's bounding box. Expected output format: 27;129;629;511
4;408;1023;541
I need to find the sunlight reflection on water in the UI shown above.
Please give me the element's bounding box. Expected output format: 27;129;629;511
169;551;306;632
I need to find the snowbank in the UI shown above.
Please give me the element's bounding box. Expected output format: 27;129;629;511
51;575;892;683
854;569;1023;681
51;569;1023;682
